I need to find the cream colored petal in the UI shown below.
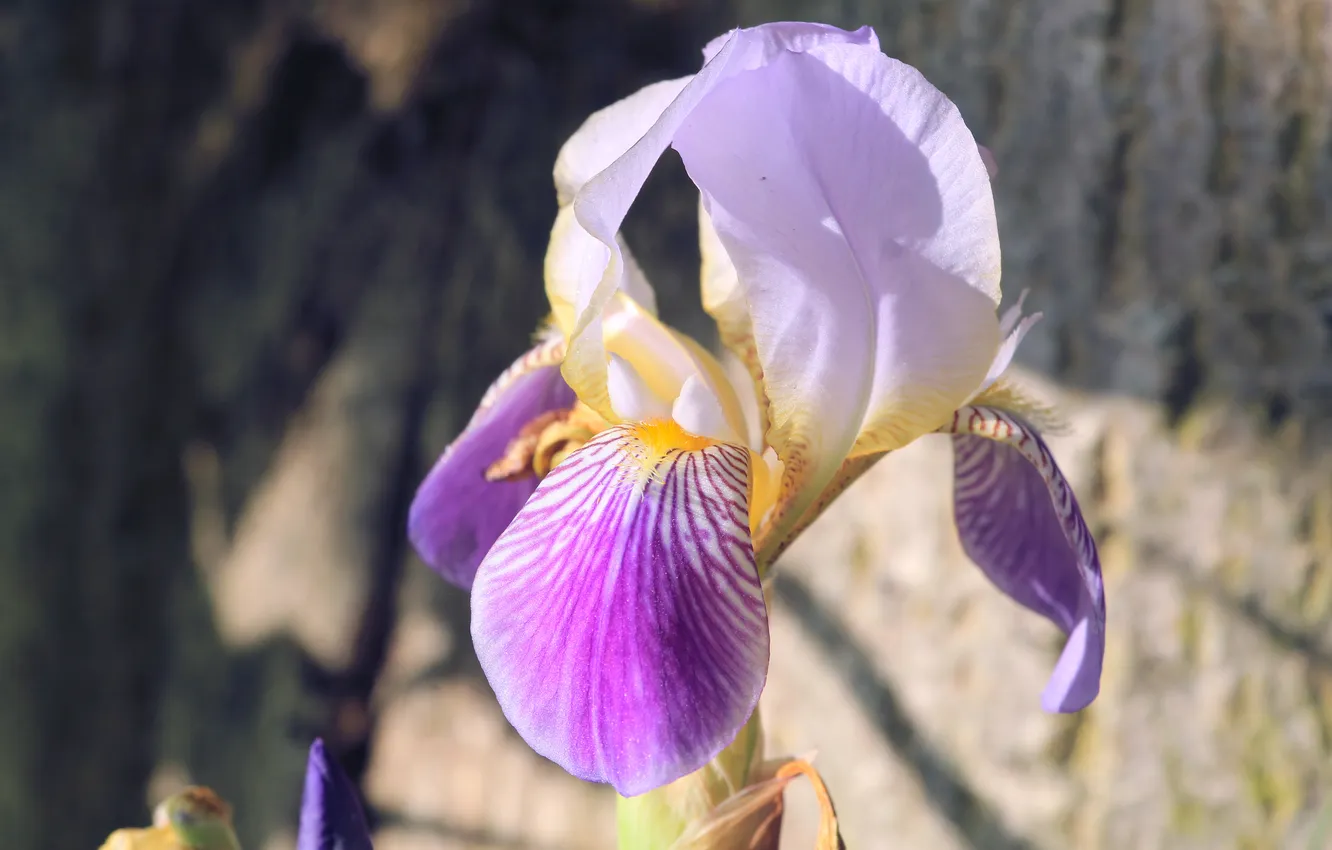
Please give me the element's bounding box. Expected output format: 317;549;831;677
553;78;691;205
543;31;758;423
672;374;741;444
700;203;767;444
608;353;672;422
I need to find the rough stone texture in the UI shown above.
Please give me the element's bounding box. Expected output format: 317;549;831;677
768;371;1332;849
4;0;1332;849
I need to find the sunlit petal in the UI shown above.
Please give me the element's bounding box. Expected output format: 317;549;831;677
608;353;671;422
549;80;688;324
946;405;1105;712
471;424;768;795
546;24;878;424
675;42;1001;541
699;203;767;445
408;337;573;589
553;78;691;205
701;21;879;65
672;375;742;444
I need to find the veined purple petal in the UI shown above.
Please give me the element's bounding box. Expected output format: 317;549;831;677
408;336;574;589
298;739;373;850
471;424;768;796
946;406;1105;712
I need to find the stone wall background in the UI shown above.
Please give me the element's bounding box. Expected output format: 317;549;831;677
1;1;1329;848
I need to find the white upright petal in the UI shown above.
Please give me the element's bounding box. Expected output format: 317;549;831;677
673;39;1002;535
608;354;672;422
543;23;881;424
672;374;741;444
701;22;879;66
553;78;691;205
546;82;683;334
700;205;765;443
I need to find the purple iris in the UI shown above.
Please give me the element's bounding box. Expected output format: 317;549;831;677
408;21;1105;798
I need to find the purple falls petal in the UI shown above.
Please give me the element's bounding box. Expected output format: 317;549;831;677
948;406;1105;712
471;425;768;796
408;337;574;589
298;739;373;850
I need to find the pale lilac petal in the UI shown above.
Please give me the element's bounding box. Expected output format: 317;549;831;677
694;25;879;442
701;22;878;65
674;44;1000;540
947;406;1105;712
547;79;692;326
408;338;574;589
547;23;888;422
471;426;767;796
298;739;373;850
547;208;658;335
607;353;671;422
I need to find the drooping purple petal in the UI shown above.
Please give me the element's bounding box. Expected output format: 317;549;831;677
408;336;574;589
298;739;373;850
947;405;1105;712
471;424;768;796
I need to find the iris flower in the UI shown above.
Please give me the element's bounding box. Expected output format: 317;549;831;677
409;21;1104;798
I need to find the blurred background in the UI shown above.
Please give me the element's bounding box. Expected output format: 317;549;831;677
3;0;1332;847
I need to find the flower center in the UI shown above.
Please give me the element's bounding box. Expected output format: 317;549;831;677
486;403;607;482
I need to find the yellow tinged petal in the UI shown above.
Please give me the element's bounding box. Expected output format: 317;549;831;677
670;757;843;850
754;452;878;571
101;787;240;850
699;205;767;444
544;204;587;336
626;418;718;472
554;78;692;206
672;329;750;447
